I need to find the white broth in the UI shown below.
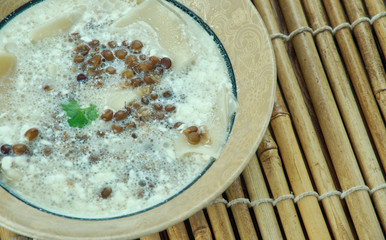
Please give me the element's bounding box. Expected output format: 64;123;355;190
0;0;236;218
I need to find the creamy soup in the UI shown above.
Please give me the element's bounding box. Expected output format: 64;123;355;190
0;0;236;218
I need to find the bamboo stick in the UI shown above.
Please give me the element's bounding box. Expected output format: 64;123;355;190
189;210;213;240
340;0;386;119
322;0;386;172
257;131;306;240
270;87;331;239
140;233;161;240
362;0;386;62
225;177;259;240
276;0;384;238
206;196;236;240
242;154;283;240
252;0;354;238
301;0;386;230
167;222;190;240
0;227;20;240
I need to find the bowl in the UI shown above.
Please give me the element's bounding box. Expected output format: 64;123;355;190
0;0;276;239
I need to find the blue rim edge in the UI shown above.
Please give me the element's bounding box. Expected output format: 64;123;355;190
0;0;237;221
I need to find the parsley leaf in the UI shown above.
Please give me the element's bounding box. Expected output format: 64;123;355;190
61;100;99;128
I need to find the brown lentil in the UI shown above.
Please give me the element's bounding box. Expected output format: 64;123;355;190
130;40;143;53
102;50;115;61
160;57;172;69
105;66;116;74
152;103;163;111
24;128;39;141
101;187;112;199
183;126;198;135
141;97;149;105
96;130;105;137
73;55;85;63
186;132;201;145
121;69;134;79
132;102;142;110
115;49;127;60
101;109;114;121
76;73;87;82
74;44;90;56
131;64;142;74
43;85;52;91
0;144;12;155
12;144;28;155
139;61;154;72
112;124;124;134
155;113;165;120
125;55;138;66
149;56;160;65
162;91;172;98
150;93;158;100
114;110;128;121
173;122;183;129
164;104;176;112
131;133;137;139
131;78;143;87
87;55;102;67
108;41;117;48
88;39;100;48
125;121;136;129
142;76;153;85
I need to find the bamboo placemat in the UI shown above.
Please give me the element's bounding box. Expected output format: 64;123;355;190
1;0;385;239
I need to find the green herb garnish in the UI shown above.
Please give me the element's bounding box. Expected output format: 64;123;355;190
61;100;99;128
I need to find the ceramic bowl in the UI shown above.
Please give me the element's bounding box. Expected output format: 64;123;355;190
0;0;276;239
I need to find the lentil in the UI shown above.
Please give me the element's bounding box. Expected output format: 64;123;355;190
160;57;172;69
0;144;12;155
121;69;134;79
130;40;143;53
24;128;39;141
114;49;127;60
101;187;112;199
107;41;117;48
114;110;128;121
12;144;28;155
101;109;114;121
73;55;85;63
111;124;124;134
87;55;102;67
152;103;163;111
164;104;176;112
105;66;116;74
76;73;87;82
102;50;114;61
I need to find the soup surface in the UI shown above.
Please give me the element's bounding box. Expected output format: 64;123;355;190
0;0;236;218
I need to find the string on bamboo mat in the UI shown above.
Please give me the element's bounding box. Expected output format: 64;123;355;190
270;11;386;42
209;183;386;208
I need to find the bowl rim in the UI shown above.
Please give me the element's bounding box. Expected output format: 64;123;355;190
0;0;276;239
